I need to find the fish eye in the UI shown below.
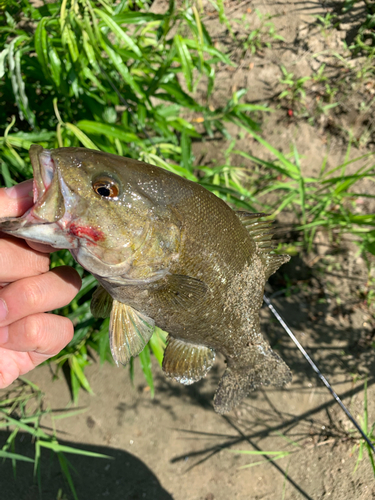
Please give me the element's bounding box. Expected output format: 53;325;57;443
92;176;120;198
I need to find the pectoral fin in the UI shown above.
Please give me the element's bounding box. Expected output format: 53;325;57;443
162;336;215;385
109;300;155;366
91;285;113;318
153;274;208;309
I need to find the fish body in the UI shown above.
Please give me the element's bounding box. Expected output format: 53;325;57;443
0;146;291;413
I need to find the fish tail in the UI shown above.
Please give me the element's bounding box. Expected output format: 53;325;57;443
213;343;291;414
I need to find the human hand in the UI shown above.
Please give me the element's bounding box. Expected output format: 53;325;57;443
0;180;81;388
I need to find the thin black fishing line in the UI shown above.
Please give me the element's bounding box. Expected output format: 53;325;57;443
263;294;375;455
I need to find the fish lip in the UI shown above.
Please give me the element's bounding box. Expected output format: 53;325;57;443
29;144;46;202
29;144;57;204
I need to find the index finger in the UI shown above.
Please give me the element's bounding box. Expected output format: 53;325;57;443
0;179;34;218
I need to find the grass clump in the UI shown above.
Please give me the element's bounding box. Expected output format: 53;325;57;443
233;9;284;56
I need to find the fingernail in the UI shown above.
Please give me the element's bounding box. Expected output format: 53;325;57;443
0;298;8;322
0;326;8;344
5;180;34;199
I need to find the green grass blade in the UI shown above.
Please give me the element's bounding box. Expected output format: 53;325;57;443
57;453;79;500
40;441;112;458
181;128;192;173
69;356;94;396
77;120;139;143
148;328;167;366
65;123;100;150
34;17;49;78
239;451;292;469
48;44;62;87
0;450;34;463
246;131;301;178
138;346;154;397
174;35;194;92
95;9;142;57
102;42;144;97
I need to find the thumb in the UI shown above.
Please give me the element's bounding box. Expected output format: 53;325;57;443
0;180;34;218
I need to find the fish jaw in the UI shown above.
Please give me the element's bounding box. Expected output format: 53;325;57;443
0;146;77;249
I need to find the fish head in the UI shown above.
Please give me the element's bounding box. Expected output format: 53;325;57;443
0;146;181;283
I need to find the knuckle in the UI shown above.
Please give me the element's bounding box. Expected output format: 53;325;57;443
22;314;74;355
32;253;50;275
23;280;44;309
24;314;44;347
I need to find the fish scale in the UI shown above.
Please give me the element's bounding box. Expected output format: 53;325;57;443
0;145;292;413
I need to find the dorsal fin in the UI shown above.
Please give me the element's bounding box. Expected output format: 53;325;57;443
236;211;276;249
236;211;290;278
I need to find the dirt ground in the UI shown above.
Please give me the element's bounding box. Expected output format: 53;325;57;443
2;0;375;499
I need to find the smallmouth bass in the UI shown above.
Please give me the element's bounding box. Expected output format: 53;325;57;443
0;146;292;413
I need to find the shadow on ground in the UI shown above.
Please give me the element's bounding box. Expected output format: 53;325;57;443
0;432;173;500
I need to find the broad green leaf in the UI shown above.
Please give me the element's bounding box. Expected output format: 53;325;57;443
183;38;233;65
82;29;100;71
65;123;99;150
174;35;193;92
138;346;154;397
158;83;202;110
95;9;142;57
181;128;192;172
69;355;94;395
8;37;36;127
0;46;9;78
148;328;166;366
77;120;140;143
62;17;79;63
34;17;49;77
112;12;164;24
102;42;144;97
145;153;197;181
49;45;62;87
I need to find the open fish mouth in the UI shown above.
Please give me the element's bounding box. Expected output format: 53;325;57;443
0;146;76;248
28;145;66;223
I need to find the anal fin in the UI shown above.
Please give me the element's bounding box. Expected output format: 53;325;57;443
162;336;215;385
109;300;155;366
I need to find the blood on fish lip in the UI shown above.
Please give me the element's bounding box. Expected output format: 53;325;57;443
68;223;105;242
